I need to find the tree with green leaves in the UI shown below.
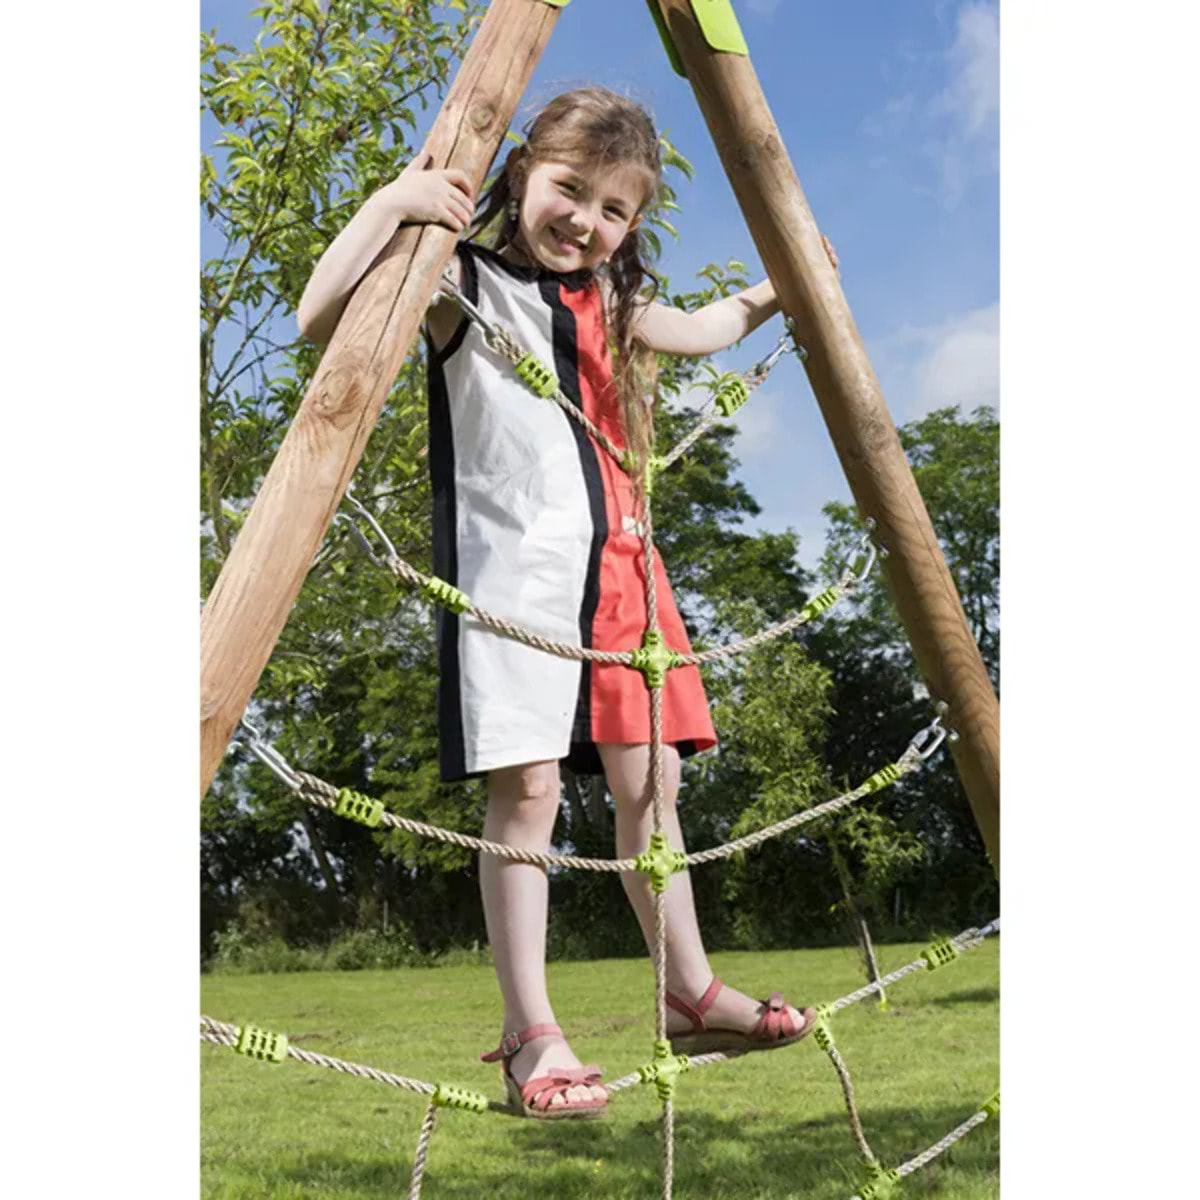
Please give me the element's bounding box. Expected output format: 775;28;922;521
808;404;1000;935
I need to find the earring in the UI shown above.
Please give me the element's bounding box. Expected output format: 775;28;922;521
507;198;519;222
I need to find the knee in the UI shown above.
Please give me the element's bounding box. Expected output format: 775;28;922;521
488;762;561;818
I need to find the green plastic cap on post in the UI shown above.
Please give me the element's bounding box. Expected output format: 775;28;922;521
636;1038;691;1101
432;1083;489;1113
714;374;750;417
514;352;559;398
634;830;687;894
921;937;961;971
630;630;682;689
334;787;385;829
236;1024;288;1063
424;577;471;614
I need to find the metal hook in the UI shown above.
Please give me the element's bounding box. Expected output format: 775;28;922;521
339;490;400;566
907;715;949;762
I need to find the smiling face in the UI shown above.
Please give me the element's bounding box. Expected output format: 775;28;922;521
513;158;649;273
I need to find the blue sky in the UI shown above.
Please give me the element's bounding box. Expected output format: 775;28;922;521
201;0;998;573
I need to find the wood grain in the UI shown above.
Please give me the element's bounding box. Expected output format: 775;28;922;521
200;0;563;794
653;0;999;872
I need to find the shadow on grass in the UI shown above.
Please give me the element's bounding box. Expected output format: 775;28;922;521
928;986;1000;1007
243;1101;999;1200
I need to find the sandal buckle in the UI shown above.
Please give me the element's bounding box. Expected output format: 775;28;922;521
498;1032;523;1058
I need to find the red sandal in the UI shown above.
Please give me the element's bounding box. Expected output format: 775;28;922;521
480;1023;608;1120
665;977;817;1055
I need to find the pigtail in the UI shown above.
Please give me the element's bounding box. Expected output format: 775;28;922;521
606;224;662;510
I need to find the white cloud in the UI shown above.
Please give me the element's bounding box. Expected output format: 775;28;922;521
871;301;999;422
933;2;999;200
862;1;999;204
745;0;783;16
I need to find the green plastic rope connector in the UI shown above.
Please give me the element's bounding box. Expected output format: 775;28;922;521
921;937;961;971
858;1161;901;1200
432;1083;489;1113
514;352;559;398
334;787;385;829
861;761;904;795
633;831;688;894
236;1024;288;1063
630;630;682;689
982;1090;1000;1119
812;1002;836;1051
424;577;471;614
714;373;750;417
636;1038;691;1101
798;583;842;622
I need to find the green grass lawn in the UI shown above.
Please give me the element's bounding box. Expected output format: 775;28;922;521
201;939;999;1199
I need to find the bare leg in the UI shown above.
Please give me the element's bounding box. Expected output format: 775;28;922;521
599;742;807;1036
480;761;605;1106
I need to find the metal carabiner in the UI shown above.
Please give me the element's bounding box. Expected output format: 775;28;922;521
845;530;878;585
749;330;793;380
907;715;949;762
236;718;303;790
339;488;400;567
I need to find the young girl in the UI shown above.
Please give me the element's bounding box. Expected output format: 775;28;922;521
299;87;832;1120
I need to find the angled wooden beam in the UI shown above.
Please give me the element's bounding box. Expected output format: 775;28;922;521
200;0;566;795
651;0;1000;872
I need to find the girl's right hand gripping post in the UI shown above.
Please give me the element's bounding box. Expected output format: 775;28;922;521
380;151;476;233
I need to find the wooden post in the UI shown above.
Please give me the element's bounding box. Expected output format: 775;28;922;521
199;0;565;796
652;0;1000;872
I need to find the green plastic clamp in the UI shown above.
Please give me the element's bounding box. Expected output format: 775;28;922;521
432;1083;489;1113
634;831;688;894
514;352;559;398
630;630;683;689
236;1024;288;1063
645;1;748;80
798;583;841;623
921;937;961;971
334;787;385;829
858;1161;901;1200
811;1002;836;1051
637;1038;691;1101
860;761;904;795
424;576;471;614
982;1089;1000;1119
714;373;750;417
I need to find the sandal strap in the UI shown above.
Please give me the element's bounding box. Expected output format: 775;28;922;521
522;1066;604;1111
751;993;797;1041
664;976;724;1034
480;1022;563;1063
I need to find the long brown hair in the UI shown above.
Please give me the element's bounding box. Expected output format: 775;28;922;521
470;87;663;497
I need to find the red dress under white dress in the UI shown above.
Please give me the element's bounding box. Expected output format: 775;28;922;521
426;242;716;782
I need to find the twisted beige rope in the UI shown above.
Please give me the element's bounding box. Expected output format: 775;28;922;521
825;1041;877;1163
893;1109;991;1179
407;1101;439;1200
200;1017;436;1096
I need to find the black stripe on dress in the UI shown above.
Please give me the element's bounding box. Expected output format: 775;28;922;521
426;246;482;782
538;275;609;775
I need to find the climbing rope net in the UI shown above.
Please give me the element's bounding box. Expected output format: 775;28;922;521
203;275;999;1200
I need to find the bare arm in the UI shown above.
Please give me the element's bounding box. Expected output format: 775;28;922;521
632;235;840;358
296;153;474;345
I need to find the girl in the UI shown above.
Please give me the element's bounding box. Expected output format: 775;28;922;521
299;87;832;1120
